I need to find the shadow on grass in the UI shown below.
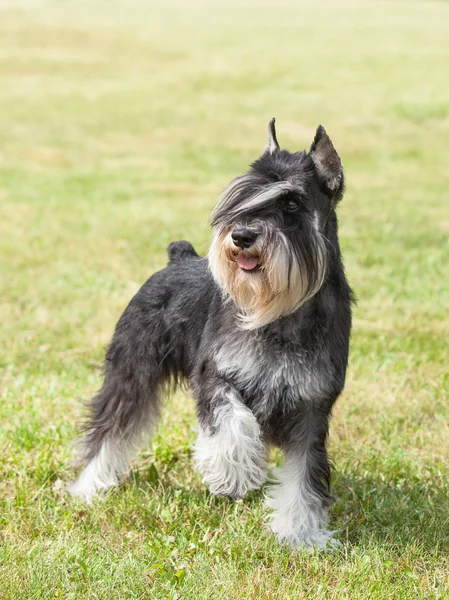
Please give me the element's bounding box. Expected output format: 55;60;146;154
333;470;449;553
120;458;449;556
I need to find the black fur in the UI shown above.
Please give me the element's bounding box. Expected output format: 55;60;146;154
70;122;353;548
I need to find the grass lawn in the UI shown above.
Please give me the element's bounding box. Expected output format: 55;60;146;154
1;0;448;598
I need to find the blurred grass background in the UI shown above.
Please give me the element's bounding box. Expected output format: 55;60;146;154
0;1;448;598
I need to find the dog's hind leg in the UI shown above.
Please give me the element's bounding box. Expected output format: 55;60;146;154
193;382;267;498
66;374;162;503
67;288;175;502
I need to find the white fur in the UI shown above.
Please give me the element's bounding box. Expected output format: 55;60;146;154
266;452;339;550
66;439;129;503
266;139;278;154
194;388;267;497
265;119;279;154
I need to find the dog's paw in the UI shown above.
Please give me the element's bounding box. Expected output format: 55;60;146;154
265;495;341;551
271;525;341;552
66;462;118;504
207;471;267;499
65;478;96;504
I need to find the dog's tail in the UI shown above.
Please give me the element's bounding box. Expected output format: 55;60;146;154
67;280;179;502
167;240;199;263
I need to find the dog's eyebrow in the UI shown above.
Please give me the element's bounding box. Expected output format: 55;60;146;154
219;178;298;218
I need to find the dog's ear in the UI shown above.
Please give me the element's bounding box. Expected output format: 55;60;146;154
310;125;343;197
265;118;280;154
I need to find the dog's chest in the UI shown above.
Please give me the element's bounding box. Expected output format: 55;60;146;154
214;333;330;412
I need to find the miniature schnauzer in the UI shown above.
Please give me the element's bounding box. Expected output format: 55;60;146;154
68;119;353;549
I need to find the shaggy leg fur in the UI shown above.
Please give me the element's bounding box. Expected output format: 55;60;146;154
66;370;161;503
67;282;174;501
194;385;267;498
266;409;338;549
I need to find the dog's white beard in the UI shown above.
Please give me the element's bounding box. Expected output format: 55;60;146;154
208;226;327;329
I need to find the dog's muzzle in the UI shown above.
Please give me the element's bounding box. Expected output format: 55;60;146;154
231;228;258;249
231;228;260;271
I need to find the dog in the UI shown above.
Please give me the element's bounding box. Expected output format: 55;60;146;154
67;119;353;549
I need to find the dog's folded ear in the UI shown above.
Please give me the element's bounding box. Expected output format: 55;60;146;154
265;118;280;154
310;125;343;198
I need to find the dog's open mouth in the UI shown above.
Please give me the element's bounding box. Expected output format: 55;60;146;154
237;253;259;272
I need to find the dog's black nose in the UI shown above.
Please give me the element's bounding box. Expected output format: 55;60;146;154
231;228;258;249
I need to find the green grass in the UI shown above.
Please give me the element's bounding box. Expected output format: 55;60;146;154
1;0;449;598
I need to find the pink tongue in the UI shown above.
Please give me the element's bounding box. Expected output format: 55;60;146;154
237;254;258;271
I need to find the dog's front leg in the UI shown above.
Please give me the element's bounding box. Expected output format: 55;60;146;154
266;407;338;550
193;382;267;499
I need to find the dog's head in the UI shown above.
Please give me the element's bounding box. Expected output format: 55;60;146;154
209;119;344;329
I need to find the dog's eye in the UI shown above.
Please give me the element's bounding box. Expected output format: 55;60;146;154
284;199;299;212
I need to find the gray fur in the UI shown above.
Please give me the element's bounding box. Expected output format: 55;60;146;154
68;122;353;549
